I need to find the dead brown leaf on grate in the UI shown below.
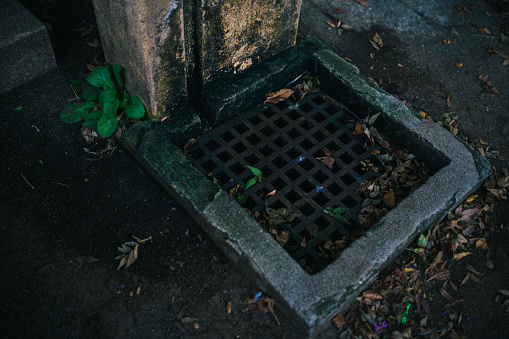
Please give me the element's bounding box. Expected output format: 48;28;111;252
264;88;294;104
316;147;335;169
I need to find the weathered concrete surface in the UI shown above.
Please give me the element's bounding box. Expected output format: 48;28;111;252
124;37;490;337
203;35;320;124
0;0;56;93
92;0;301;122
91;0;187;121
198;0;302;83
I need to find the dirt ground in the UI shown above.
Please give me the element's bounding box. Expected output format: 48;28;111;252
1;0;508;338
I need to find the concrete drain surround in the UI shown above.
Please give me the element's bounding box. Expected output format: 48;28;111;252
123;37;490;338
188;92;383;274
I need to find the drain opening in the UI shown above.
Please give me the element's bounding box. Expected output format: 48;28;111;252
188;92;383;274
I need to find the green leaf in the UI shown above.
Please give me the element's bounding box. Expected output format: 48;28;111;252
70;79;82;93
13;106;22;111
84;109;103;130
112;64;125;89
245;177;258;191
103;99;120;117
120;91;131;108
333;214;351;225
82;83;99;101
333;207;349;214
97;112;118;137
100;89;120;104
237;195;246;204
418;234;427;248
124;96;145;119
86;65;114;90
247;166;262;178
60;101;97;123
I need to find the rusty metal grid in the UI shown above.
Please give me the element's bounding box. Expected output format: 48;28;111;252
188;93;379;274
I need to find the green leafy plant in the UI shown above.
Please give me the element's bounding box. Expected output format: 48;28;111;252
237;166;262;203
60;64;145;137
324;206;351;224
296;72;320;98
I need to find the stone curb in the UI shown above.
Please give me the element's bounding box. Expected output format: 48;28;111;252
123;36;490;337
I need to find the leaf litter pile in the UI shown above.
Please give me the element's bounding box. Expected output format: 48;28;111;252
331;113;508;338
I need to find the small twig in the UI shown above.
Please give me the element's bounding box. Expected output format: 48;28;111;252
419;328;452;335
269;305;280;326
20;174;34;190
52;182;70;188
70;84;80;100
285;70;308;88
38;261;71;273
473;34;496;39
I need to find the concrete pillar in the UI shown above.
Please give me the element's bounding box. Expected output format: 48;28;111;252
92;0;187;121
198;0;302;83
92;0;301;121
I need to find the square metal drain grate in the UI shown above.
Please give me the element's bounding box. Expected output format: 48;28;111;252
188;92;380;274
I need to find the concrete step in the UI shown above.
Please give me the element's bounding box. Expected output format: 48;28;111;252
0;0;56;93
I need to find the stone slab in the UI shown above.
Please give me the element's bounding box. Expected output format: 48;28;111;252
122;37;490;338
198;0;302;84
202;35;321;124
0;0;56;93
92;0;188;121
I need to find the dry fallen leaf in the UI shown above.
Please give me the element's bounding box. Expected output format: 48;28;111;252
87;38;101;48
476;238;489;250
460;272;470;285
181;317;199;324
317;148;335;170
332;313;346;330
355;0;370;6
227;300;232;314
370;33;383;49
384;189;395;208
453;251;471;260
264;89;294;104
353;122;364;135
487;188;507;199
76;256;99;265
465;264;483;275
